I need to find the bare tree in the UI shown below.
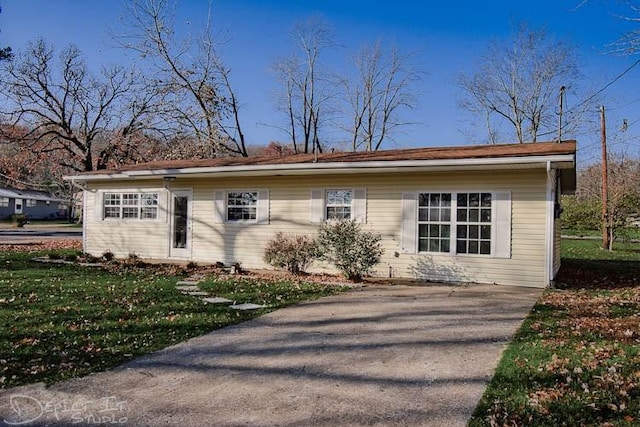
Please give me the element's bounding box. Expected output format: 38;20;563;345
118;0;248;157
0;7;11;61
0;39;156;173
458;24;580;143
273;17;335;154
605;1;640;54
341;41;419;151
575;156;640;247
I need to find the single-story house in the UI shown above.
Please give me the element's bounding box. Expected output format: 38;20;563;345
65;141;577;288
0;187;69;220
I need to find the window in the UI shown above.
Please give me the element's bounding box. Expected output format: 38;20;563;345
310;188;366;223
103;192;158;220
326;190;352;220
227;191;257;221
26;199;37;208
0;197;8;207
140;194;158;219
417;192;492;255
418;193;451;253
213;190;268;224
456;193;492;254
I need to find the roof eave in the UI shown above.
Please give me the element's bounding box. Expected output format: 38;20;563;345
64;154;576;182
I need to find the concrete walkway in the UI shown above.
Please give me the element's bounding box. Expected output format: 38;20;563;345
0;284;542;427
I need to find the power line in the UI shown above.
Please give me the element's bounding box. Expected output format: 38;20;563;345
570;57;640;113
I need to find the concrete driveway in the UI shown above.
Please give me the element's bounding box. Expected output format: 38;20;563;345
0;284;541;427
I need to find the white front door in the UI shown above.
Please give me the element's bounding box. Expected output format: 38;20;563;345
14;198;23;214
169;190;193;258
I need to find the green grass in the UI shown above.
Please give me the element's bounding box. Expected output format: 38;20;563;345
561;238;640;262
0;250;345;389
562;227;640;240
469;239;640;426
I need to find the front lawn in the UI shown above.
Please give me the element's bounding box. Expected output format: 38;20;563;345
469;239;640;426
0;249;345;389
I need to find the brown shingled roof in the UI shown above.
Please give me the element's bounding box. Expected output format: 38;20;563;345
80;140;576;175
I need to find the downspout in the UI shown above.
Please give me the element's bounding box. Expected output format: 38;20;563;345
545;161;555;288
70;179;88;254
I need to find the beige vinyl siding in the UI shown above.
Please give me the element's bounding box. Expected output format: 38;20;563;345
84;169;550;287
553;218;562;276
84;181;169;259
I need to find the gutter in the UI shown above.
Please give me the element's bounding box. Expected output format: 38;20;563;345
64;154;576;182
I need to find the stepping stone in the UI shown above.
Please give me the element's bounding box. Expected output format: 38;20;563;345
230;303;267;310
185;291;209;296
202;297;233;304
177;280;201;286
176;285;200;292
188;274;206;281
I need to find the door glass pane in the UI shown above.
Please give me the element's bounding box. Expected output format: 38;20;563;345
173;196;188;249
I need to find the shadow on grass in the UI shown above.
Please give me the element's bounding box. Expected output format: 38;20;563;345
556;258;640;290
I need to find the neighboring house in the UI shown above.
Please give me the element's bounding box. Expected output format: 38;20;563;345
0;187;68;220
65;141;576;288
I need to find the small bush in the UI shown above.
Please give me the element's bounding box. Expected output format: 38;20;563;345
231;261;245;274
125;253;146;267
187;261;198;269
64;253;78;262
11;214;28;228
263;232;319;275
561;195;600;232
84;254;99;263
102;251;115;262
48;252;62;260
317;220;384;281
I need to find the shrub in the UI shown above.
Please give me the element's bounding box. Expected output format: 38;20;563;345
126;253;146;267
263;232;319;275
84;254;99;263
231;261;245;274
64;253;78;262
561;196;600;232
11;214;28;228
48;252;62;260
101;251;115;262
317;220;384;281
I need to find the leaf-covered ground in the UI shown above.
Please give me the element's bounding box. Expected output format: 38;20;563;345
470;239;640;426
0;245;345;389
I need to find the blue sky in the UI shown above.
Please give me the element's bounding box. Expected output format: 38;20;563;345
1;0;639;165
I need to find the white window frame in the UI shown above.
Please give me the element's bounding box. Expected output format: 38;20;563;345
102;191;159;221
25;199;37;208
0;197;8;208
325;189;353;220
213;189;269;225
453;192;493;255
417;192;452;253
415;191;496;257
310;188;366;224
226;191;258;222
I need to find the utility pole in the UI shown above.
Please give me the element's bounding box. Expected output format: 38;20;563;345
600;105;610;251
558;86;566;142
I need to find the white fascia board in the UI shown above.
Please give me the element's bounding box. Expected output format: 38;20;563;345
64;154;575;182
